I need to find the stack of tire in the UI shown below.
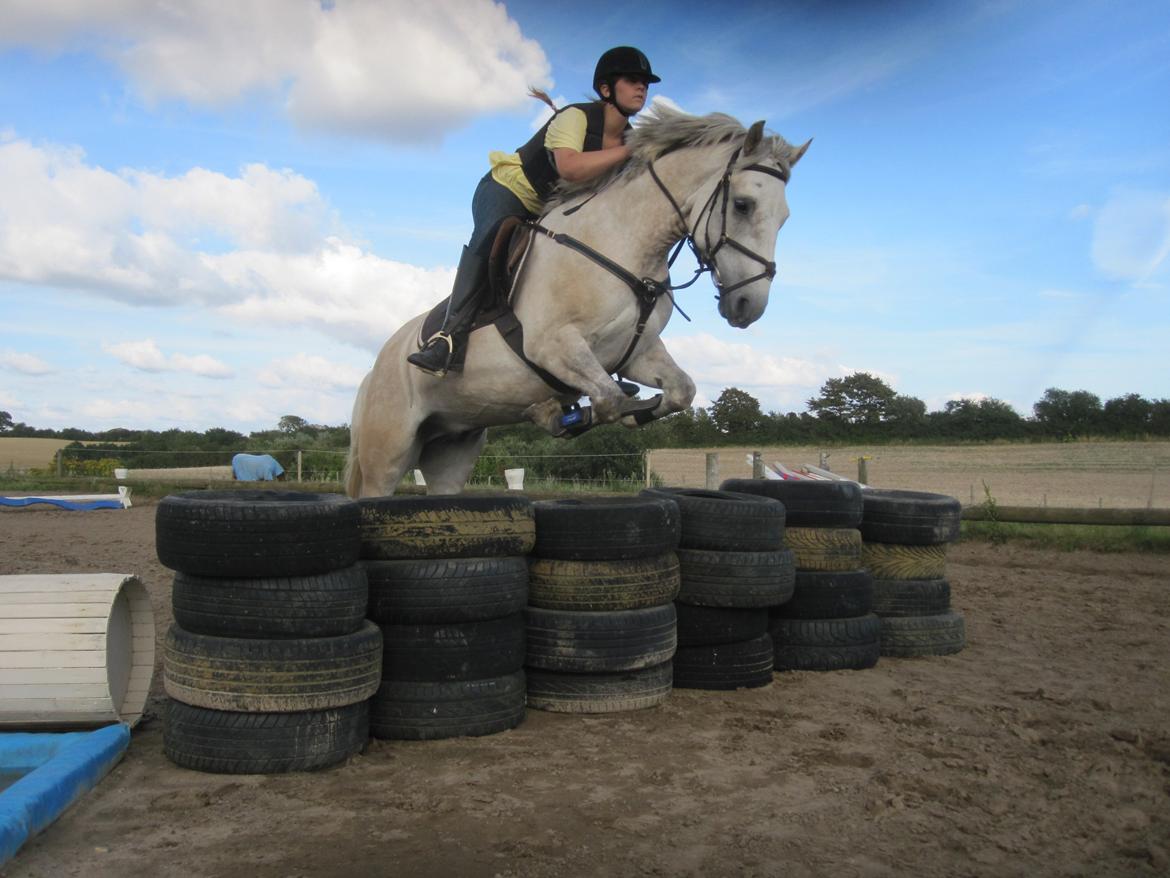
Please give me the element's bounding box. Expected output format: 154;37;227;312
357;496;534;739
721;479;881;672
157;491;378;774
524;496;681;713
860;489;965;657
641;487;792;690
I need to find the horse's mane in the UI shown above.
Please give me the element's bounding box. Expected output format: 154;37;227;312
549;103;797;206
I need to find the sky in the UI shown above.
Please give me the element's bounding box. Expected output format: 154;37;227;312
0;0;1168;433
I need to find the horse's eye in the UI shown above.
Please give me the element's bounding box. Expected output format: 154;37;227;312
733;197;753;216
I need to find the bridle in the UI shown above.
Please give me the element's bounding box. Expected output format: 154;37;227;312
525;142;789;377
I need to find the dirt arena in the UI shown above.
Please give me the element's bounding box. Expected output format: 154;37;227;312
2;502;1168;878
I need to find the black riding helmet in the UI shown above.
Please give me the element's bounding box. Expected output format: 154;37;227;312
593;46;660;115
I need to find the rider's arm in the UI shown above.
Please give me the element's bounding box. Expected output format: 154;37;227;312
552;145;632;183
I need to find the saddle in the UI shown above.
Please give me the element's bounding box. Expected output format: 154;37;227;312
417;219;575;393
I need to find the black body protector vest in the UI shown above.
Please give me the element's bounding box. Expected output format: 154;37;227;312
516;101;628;202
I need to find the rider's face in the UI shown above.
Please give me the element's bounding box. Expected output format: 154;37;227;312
610;75;649;113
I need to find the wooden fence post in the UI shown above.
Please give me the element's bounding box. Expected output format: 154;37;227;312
857;457;869;485
752;451;763;479
296;450;303;482
56;449;63;478
705;452;719;489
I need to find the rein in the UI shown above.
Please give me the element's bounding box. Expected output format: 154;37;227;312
527;144;789;376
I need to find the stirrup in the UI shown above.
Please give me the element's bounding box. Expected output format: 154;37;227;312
408;332;455;377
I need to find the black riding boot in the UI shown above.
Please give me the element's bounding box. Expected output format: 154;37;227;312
407;246;487;377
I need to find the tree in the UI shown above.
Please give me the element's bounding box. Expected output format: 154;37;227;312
1102;393;1152;435
0;411;12;433
278;415;308;435
883;394;928;435
935;398;1025;439
807;373;897;425
708;388;764;436
1033;388;1102;437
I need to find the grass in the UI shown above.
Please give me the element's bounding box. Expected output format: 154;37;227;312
961;520;1170;553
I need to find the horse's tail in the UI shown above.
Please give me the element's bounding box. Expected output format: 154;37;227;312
343;373;369;498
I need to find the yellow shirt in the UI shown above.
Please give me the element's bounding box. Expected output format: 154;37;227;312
489;107;590;214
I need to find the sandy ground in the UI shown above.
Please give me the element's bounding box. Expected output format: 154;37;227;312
1;502;1169;878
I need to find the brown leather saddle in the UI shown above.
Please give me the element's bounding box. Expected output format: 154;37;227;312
417;219;577;393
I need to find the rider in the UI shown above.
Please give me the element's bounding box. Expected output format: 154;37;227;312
407;46;661;377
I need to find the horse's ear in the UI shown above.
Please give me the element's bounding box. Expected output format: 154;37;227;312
790;138;812;167
744;120;766;156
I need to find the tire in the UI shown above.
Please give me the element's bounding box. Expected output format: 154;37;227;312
880;612;966;657
532;496;680;560
770;614;881;672
364;556;528;624
871;578;952;617
862;542;948;580
163;622;382;712
640;488;784;551
156;491;360;578
369;671;526;740
675;548;796;608
527;553;680;611
675;605;769;647
358;495;535;560
379;614;525;682
524;605;677;673
171;566;368;638
672;633;774;690
718;479;863;528
773;569;874;619
784;527;863;572
164;700;368;774
525;662;673;713
861;489;962;545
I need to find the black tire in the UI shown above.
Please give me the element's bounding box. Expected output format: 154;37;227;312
784;527;863;572
532;496;680;560
772;569;874;619
524;605;677;673
675;605;769;647
861;489;962;545
880;612;966;657
171;566;368;638
675;548;796;608
163;622;382;712
527;553;680;611
525;662;673;713
156;491;360;578
871;578;952;617
770;614;881;672
672;633;774;690
379;614;526;682
164;700;368;774
861;542;947;580
363;556;528;624
369;671;526;740
640;488;784;551
358;495;535;560
718;479;863;528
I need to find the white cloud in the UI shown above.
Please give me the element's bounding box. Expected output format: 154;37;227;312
257;353;368;392
0;0;551;143
0;350;54;375
0;137;452;350
104;339;234;378
1091;190;1170;283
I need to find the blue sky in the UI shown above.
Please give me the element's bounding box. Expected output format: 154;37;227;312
1;0;1167;432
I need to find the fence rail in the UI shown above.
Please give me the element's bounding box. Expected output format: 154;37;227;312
962;506;1170;526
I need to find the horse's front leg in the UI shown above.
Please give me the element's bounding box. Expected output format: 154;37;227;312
522;329;630;433
616;337;697;428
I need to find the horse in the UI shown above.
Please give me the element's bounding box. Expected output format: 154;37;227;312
345;105;810;497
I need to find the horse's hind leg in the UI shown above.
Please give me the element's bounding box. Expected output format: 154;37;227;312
418;429;487;495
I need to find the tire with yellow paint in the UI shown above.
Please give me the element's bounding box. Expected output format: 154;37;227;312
861;542;948;580
358;496;535;560
163;621;382;712
527;552;680;611
784;527;862;572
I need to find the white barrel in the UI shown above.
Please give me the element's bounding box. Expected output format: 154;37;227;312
0;574;156;729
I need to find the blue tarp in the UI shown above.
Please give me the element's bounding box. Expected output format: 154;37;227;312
231;453;285;481
0;497;123;511
0;724;131;864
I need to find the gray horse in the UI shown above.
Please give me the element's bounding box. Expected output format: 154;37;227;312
346;105;809;497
